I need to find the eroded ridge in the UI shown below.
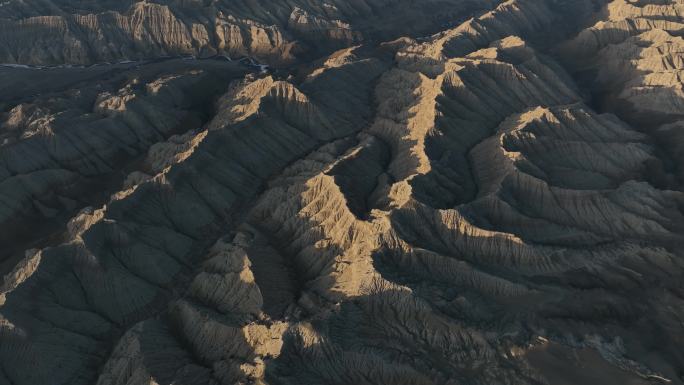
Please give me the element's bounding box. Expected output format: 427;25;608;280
1;1;683;385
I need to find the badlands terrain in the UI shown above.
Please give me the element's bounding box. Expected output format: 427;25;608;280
1;0;684;384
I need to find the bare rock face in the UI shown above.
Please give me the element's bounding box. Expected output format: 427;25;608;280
0;0;498;66
0;59;246;271
1;1;684;385
560;0;684;188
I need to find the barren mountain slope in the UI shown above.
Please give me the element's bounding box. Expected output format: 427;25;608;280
0;0;500;66
1;1;683;385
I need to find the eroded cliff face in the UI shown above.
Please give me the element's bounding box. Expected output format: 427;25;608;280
1;1;683;385
561;0;684;189
0;0;500;66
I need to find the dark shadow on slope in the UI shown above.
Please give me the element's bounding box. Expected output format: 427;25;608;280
326;136;391;220
244;227;300;319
